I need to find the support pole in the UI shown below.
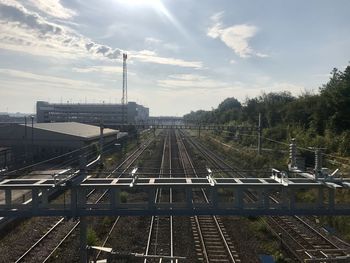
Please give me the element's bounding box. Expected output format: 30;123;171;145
80;216;87;263
99;122;104;166
315;149;322;180
258;113;262;155
318;187;324;209
289;138;297;170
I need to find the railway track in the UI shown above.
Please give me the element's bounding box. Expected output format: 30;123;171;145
183;130;350;262
13;136;155;263
144;130;173;262
176;130;241;263
9;128;350;263
267;215;349;261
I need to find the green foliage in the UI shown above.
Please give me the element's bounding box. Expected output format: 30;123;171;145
87;227;98;246
184;64;350;155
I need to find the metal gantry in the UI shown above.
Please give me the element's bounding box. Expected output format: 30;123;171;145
1;174;350;218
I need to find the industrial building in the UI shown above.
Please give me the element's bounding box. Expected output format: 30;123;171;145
36;101;149;124
0;122;124;164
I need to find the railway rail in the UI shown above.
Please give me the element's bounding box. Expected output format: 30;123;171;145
13;136;155;263
144;130;173;262
4;128;350;263
184;130;350;262
176;130;241;263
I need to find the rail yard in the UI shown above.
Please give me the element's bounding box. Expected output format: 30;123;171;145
0;129;349;263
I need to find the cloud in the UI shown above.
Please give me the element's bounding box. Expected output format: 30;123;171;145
0;1;121;59
207;12;268;58
0;2;202;68
29;0;76;19
157;74;228;90
144;37;180;52
131;50;202;68
72;66;124;74
72;65;136;76
145;37;161;44
0;68;104;92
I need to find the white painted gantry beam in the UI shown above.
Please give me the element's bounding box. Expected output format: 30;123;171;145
0;177;349;217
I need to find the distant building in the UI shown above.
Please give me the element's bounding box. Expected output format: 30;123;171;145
0;122;126;164
36;101;149;124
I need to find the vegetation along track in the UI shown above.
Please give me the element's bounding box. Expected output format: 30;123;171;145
184;130;350;262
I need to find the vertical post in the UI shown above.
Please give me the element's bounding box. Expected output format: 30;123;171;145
99;122;104;166
5;189;11;209
80;148;87;180
31;115;34;162
24;116;28;163
258;113;262;155
4;149;7;168
41;189;49;208
32;188;39;210
148;189;156;210
235;189;243;209
75;149;87;260
289;189;295;210
110;188;117;210
328;188;335;211
186;188;193;208
198;124;201;138
289;138;297;170
24;116;27;138
318;187;324;209
210;188;218;207
80;216;87;263
315;149;322;180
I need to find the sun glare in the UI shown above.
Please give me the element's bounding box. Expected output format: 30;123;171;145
118;0;163;8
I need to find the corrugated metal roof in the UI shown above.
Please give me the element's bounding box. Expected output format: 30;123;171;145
20;122;118;140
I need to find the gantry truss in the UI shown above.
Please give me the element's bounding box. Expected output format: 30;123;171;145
103;123;257;132
1;175;349;218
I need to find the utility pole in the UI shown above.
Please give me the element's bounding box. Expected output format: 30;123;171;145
79;148;87;263
99;121;104;166
258;113;262;155
24;116;28;162
31;115;34;162
121;53;128;124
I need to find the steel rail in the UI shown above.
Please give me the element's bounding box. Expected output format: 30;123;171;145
143;129;174;263
14;136;155;263
185;130;349;262
176;130;239;263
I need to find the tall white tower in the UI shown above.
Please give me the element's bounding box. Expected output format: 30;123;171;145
122;53;128;105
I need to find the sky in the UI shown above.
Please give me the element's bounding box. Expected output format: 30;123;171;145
0;0;349;116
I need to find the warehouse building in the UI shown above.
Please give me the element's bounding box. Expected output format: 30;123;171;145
36;101;149;124
0;122;125;164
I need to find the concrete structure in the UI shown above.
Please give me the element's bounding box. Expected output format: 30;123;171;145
0;122;123;163
36;101;149;124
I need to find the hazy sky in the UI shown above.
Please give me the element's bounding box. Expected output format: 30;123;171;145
0;0;349;116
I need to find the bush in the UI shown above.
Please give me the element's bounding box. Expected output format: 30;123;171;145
87;227;98;246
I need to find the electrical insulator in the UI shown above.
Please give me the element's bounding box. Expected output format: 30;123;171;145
289;139;297;168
